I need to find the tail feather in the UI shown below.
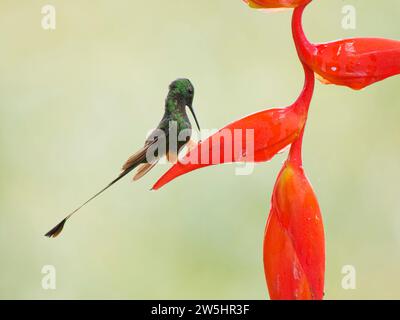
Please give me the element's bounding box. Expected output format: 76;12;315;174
45;157;154;238
45;218;67;238
45;138;159;238
44;167;136;238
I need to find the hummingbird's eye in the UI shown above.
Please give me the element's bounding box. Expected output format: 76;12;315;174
188;88;193;95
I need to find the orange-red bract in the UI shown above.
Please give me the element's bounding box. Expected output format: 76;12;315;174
264;132;325;300
152;108;302;190
293;4;400;90
152;65;315;191
243;0;311;9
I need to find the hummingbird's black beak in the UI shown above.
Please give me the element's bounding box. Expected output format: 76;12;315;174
187;102;201;131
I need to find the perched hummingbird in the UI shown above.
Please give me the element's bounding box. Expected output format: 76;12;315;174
45;78;200;238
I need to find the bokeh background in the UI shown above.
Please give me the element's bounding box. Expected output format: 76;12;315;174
0;0;399;299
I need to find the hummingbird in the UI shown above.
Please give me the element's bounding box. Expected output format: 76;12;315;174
45;78;200;238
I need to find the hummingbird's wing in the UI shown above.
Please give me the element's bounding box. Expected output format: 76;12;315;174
134;137;192;180
122;136;162;180
133;162;158;181
122;141;154;171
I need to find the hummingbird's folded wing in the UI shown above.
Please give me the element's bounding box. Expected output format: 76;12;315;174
121;139;158;171
133;162;158;181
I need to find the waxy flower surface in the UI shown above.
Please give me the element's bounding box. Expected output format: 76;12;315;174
264;130;325;300
292;4;400;90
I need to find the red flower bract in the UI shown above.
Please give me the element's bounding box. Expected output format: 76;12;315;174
264;131;325;300
152;108;302;190
293;3;400;90
244;0;311;9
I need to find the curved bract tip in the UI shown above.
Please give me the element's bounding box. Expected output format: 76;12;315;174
292;5;400;90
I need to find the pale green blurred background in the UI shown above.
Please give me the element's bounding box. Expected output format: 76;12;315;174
0;0;399;299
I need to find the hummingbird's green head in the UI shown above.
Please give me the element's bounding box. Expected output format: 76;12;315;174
169;78;194;99
168;78;200;131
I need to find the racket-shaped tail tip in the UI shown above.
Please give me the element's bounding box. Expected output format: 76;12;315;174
45;218;67;238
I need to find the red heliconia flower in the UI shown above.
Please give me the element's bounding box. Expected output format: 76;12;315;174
152;65;314;191
293;3;400;90
243;0;311;9
264;129;325;300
